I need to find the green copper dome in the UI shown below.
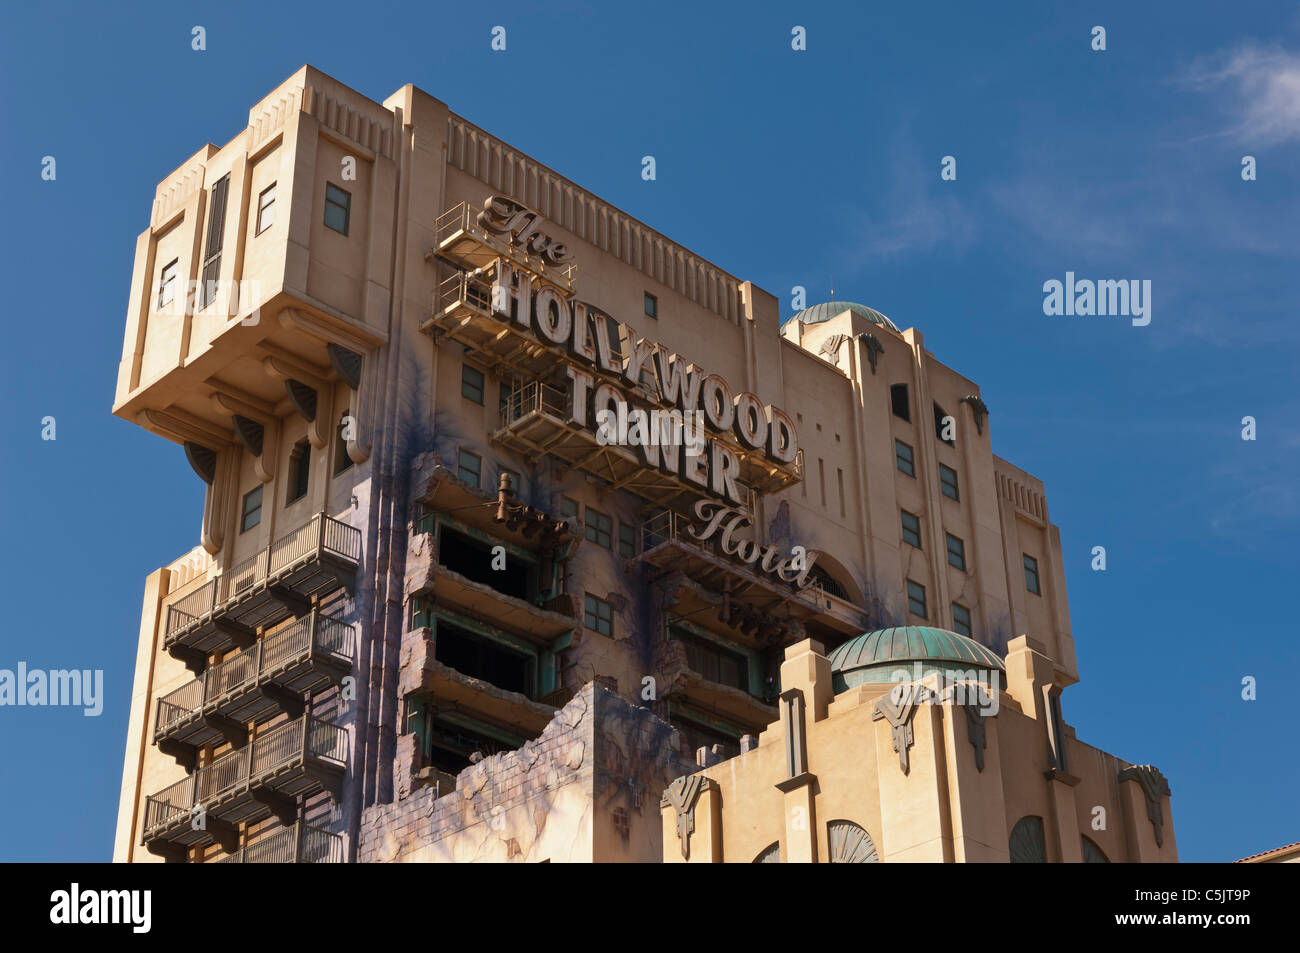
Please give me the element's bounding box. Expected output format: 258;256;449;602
783;301;900;333
826;626;1004;694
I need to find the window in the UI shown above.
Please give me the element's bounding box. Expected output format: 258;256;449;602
255;183;276;234
895;439;915;477
946;533;966;571
559;496;579;521
644;292;658;319
585;507;612;549
499;382;513;419
1024;554;1041;595
675;630;748;691
906;580;927;619
334;410;354;475
939;464;959;501
240;486;262;533
457;449;482;487
200;174;230;310
618;522;637;558
286;440;310;504
584;593;613;637
901;509;922;548
461;364;485;404
157;259;179;310
951;602;972;637
890;383;910;421
934;402;955;446
324;183;351;235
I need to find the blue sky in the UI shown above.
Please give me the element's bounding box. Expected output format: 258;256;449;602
1;1;1296;862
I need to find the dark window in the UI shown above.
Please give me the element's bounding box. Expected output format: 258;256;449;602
256;183;276;234
618;522;636;558
1024;554;1041;595
435;620;532;696
951;602;972;637
673;628;748;692
895;439;915;477
585;593;613;637
324;183;351;235
334;410;354;475
890;383;910;421
200;174;230;310
461;364;485;404
939;464;959;501
673;716;740;762
934;402;955;446
946;532;966;571
286;440;310;504
585;507;612;549
158;258;179;309
499;382;513;418
808;565;849;601
907;580;927;619
560;496;580;521
901;509;922;548
644;292;658;319
457;449;481;487
240;486;262;533
438;525;532;601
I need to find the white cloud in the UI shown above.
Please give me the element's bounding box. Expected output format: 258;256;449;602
1182;44;1300;145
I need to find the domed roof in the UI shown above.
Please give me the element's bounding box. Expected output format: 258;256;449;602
783;300;900;333
827;626;1004;693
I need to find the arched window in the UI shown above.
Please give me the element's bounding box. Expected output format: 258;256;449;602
1009;816;1047;863
754;842;780;863
1081;836;1109;863
808;565;848;601
827;820;879;863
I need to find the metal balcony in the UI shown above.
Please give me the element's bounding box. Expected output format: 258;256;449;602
638;510;866;639
163;514;361;666
491;380;761;515
141;716;348;858
421;270;564;379
431;200;578;293
153;611;355;758
216;822;344;863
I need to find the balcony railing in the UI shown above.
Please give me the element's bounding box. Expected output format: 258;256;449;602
163;514;362;658
153;611;356;746
216;822;344;863
142;716;348;849
433;200;579;290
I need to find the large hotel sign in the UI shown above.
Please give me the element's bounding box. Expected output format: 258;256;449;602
467;195;816;590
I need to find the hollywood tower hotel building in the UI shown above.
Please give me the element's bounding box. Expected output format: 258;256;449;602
111;67;1174;863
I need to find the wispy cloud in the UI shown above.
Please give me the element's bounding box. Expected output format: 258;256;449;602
1180;44;1300;145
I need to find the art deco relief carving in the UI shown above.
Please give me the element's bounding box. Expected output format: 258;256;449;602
660;774;718;861
1118;764;1172;847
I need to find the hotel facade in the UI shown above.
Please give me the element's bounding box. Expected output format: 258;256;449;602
110;66;1175;863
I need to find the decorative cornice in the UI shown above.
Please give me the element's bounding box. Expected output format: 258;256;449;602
1119;764;1172;847
660;774;718;861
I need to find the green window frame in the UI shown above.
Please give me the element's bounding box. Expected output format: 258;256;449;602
324;183;351;235
617;521;637;558
457;449;482;487
939;464;959;501
461;364;485;404
895;439;915;477
644;292;658;319
240;486;262;533
952;602;972;637
585;507;612;549
584;593;613;637
901;509;922;548
946;532;966;571
1024;554;1041;595
906;580;927;619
